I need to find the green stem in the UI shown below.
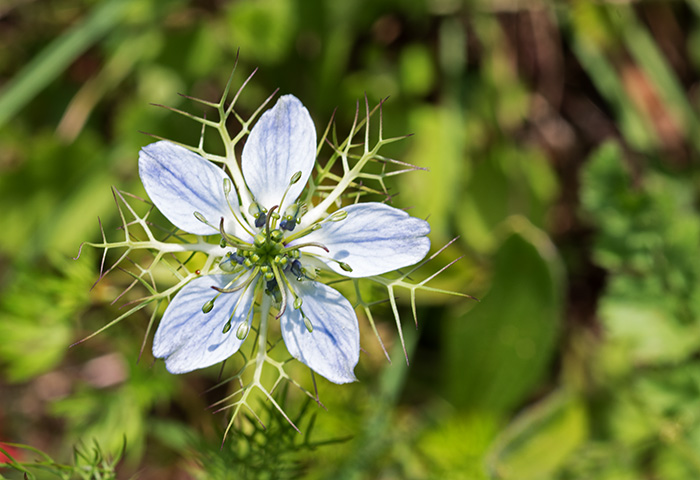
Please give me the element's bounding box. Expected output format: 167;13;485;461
304;144;381;224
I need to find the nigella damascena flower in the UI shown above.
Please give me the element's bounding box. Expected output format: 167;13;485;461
138;95;430;384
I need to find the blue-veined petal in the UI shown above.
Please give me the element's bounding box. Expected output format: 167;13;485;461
139;141;246;237
280;280;359;384
241;95;316;213
295;202;430;277
153;274;257;374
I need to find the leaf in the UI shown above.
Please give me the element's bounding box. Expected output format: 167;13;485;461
581;142;700;365
0;0;133;128
487;392;588;480
445;219;564;414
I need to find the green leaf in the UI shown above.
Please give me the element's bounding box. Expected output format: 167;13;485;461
488;392;588;480
456;143;558;253
445;219;564;413
0;0;132;128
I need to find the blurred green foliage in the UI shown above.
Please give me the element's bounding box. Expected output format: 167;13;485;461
2;0;700;478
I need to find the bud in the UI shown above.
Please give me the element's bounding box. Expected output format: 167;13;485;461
236;322;249;340
339;262;353;272
290;170;302;184
303;316;313;333
202;299;215;313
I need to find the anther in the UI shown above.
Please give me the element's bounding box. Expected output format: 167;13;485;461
222;320;232;334
294;297;303;310
220;252;243;272
302;267;318;280
202;299;215;313
194;211;209;224
249;202;267;228
290;171;302;184
223;177;232;196
329;210;348;222
255;214;266;228
280;203;306;231
290;259;303;278
303;316;313;333
339;262;353;272
236;322;249;340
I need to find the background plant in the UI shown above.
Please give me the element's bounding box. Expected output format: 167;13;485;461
2;1;700;478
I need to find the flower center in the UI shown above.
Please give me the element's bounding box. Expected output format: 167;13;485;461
239;229;293;281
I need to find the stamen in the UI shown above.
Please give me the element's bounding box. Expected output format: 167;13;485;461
211;267;259;293
218;217;250;247
303;315;313;333
301;250;353;273
222;320;232;333
290;259;303;278
275;171;303;229
249;202;267;228
219;251;246;273
202;298;215;313
221;274;259;334
281;222;322;244
265;277;281;303
328;210;348;222
194;211;211;225
284;242;329;253
280;203;306;231
236;322;249;340
223;178;255;237
270;262;288;319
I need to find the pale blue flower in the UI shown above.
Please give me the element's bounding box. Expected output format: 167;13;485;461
138;95;430;384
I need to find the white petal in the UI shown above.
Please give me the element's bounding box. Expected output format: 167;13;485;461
296;203;431;277
153;274;256;374
139;141;246;237
241;95;316;213
279;280;359;384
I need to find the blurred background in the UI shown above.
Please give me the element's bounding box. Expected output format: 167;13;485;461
2;0;700;478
